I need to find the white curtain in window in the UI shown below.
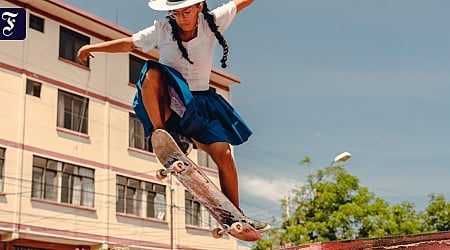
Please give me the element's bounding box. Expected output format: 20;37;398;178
72;176;82;205
82;178;94;207
31;168;43;198
126;188;135;214
44;170;57;201
136;189;142;216
156;193;166;220
57;92;65;127
129;117;136;147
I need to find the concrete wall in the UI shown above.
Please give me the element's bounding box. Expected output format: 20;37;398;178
0;0;243;249
282;231;450;250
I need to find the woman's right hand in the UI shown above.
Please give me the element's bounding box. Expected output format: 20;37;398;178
77;45;94;64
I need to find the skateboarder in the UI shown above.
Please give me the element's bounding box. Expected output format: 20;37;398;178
77;0;270;232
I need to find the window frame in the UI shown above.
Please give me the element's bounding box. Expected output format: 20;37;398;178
31;155;95;207
129;54;145;85
57;89;89;134
60;163;95;206
116;175;166;220
29;13;44;33
129;113;152;152
59;26;90;66
26;78;42;98
185;190;202;227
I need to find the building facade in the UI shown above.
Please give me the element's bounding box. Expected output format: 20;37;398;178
0;0;245;249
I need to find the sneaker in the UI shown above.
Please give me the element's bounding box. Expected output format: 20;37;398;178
241;213;271;233
169;131;194;155
245;216;271;233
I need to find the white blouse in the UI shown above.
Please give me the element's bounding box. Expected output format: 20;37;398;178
132;1;237;91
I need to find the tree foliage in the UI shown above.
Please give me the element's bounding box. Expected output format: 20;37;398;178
253;160;450;250
423;193;450;232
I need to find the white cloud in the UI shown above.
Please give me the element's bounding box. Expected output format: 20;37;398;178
240;175;299;203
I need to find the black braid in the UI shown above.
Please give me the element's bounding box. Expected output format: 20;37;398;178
168;17;194;65
202;2;229;68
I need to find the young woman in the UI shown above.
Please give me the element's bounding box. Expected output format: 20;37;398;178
77;0;269;232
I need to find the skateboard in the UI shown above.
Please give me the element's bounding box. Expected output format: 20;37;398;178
151;129;262;242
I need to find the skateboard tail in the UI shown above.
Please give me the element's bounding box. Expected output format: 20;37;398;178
151;131;184;165
233;223;262;241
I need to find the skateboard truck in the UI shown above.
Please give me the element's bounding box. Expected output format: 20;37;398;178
212;222;244;239
156;160;189;180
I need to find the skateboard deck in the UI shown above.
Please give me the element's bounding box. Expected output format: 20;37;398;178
151;129;261;242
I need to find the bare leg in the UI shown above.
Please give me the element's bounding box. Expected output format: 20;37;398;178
141;67;171;129
195;140;270;232
194;140;240;208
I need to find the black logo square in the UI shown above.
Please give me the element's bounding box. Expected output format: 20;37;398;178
1;8;26;40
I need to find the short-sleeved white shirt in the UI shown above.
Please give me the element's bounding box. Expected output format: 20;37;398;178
132;1;237;91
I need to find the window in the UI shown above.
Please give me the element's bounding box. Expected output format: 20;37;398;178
129;55;145;85
60;163;95;206
57;90;89;134
198;149;217;169
185;190;202;227
31;156;95;207
146;182;166;220
26;79;42;98
0;148;5;193
116;175;166;220
29;14;44;32
129;113;152;152
59;26;90;66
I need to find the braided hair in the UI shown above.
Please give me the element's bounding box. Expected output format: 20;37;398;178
167;1;230;68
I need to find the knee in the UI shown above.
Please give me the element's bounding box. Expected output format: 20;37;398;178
221;147;233;160
213;145;234;166
142;68;163;93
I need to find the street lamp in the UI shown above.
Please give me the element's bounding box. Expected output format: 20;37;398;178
331;151;352;165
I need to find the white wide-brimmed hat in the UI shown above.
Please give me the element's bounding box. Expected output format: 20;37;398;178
148;0;205;11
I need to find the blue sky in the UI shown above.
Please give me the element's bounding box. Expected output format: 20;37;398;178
63;0;450;227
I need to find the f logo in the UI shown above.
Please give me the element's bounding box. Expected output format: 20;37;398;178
0;8;26;40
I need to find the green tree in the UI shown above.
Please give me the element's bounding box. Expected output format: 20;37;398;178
376;201;421;237
281;165;385;245
422;193;450;232
253;160;426;249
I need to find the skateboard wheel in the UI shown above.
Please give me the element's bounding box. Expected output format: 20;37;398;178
156;169;167;180
230;222;243;233
212;228;224;239
172;160;186;173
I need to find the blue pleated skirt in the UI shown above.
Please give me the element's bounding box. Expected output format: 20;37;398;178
132;60;252;146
